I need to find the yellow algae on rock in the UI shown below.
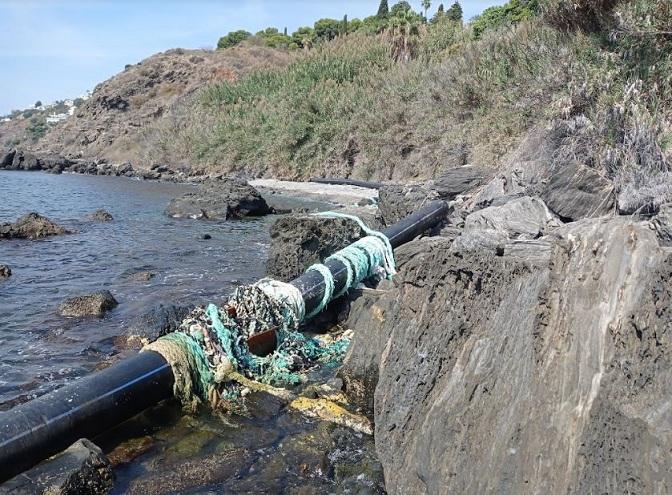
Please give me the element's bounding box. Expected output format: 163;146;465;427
289;397;373;435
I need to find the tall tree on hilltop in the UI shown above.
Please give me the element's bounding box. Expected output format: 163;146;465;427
390;1;412;16
422;0;431;20
446;1;463;22
377;0;389;18
430;3;445;23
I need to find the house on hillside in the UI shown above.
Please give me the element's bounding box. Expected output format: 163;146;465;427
46;113;68;124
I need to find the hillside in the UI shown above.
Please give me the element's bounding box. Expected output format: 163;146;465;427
31;45;294;168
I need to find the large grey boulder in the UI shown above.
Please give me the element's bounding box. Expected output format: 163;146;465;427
650;203;672;246
0;212;72;240
0;439;113;494
433;165;492;200
58;291;118;318
266;214;365;282
10;150;40;171
165;178;270;220
343;216;672;493
463;196;559;240
541;161;615;221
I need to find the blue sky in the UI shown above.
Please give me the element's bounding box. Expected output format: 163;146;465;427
0;0;502;115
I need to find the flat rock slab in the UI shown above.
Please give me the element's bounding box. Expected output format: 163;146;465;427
58;290;118;317
541;161;615;221
0;438;113;495
0;212;72;240
165;178;270;220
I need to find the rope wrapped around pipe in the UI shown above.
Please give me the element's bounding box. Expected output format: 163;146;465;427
143;212;395;412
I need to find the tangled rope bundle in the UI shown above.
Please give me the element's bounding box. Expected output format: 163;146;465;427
144;212;395;412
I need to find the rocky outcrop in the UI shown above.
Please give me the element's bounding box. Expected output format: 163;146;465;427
58;291;118;317
165;179;270;220
378;166;491;226
31;47;294;171
87;209;114;222
463;196;559;239
1;439;113;494
541;161;615;221
0;212;72;240
266;214;365;281
341;215;672;493
0;264;11;279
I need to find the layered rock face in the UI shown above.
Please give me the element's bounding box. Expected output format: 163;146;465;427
347;216;672;493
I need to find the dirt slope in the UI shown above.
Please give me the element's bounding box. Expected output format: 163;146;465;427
34;45;294;169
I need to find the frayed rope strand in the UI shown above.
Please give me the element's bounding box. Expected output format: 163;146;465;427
143;212;395;412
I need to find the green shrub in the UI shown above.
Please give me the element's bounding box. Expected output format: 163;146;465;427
217;30;252;49
471;0;539;38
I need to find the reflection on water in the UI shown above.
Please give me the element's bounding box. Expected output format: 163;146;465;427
0;171;272;407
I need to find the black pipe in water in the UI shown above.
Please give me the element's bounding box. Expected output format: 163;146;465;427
0;200;449;483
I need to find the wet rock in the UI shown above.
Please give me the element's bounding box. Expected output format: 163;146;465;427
106;436;154;467
87;209;114;222
0;438;113;495
351;216;672;493
0;149;16;168
165;178;270;220
541;161;615;221
11;150;40;171
58;290;118;318
0;264;10;279
125;270;155;282
0;212;72;240
123;303;192;348
463;196;560;240
266;215;364;282
201;233;212;240
125;449;252;495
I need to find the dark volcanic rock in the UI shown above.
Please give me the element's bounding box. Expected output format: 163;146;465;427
0;264;11;278
87;209;114;222
165;178;270;220
10;150;40;171
58;291;118;318
541;161;615;221
266;215;364;282
0;149;16;168
342;217;672;493
123;303;193;349
651;203;672;246
1;438;113;495
0;212;71;240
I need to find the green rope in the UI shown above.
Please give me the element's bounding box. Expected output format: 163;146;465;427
143;211;395;412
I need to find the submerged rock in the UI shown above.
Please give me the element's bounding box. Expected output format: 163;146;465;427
165;178;270;220
0;212;71;240
0;264;10;279
342;216;672;493
58;290;118;318
87;209;114;222
266;214;364;281
1;438;113;495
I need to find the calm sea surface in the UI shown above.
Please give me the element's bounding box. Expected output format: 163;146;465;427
0;171;273;407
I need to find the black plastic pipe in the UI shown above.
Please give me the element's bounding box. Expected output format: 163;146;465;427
309;177;385;190
0;200;449;483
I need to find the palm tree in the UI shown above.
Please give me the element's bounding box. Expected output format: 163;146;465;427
421;0;431;20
